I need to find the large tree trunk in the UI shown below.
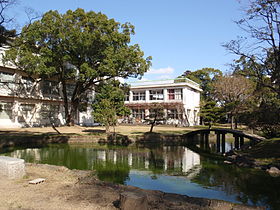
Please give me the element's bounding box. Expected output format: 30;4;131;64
61;80;71;126
70;99;79;126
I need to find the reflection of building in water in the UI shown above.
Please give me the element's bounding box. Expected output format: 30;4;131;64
182;147;200;173
113;151;117;164
8;146;201;175
162;146;200;173
97;150;106;161
12;148;41;162
128;153;132;166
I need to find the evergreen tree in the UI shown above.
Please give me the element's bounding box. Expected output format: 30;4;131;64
92;80;130;133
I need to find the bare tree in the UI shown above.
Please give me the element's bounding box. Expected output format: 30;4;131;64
0;0;17;46
212;75;255;129
224;0;280;97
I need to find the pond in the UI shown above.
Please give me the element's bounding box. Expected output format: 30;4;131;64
1;143;280;209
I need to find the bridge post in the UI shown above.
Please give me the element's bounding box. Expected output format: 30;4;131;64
234;135;240;150
215;131;221;153
204;131;210;150
240;136;244;147
221;133;226;154
200;132;205;149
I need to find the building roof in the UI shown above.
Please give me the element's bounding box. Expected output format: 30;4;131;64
129;78;202;92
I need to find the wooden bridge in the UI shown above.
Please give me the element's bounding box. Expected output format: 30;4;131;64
183;128;266;154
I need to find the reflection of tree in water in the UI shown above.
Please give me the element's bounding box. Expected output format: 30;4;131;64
93;161;130;185
191;160;280;209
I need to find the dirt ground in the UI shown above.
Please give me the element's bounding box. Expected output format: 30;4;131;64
0;164;264;210
0;164;115;210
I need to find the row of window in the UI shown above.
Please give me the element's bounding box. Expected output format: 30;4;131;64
0;101;61;120
131;109;183;120
0;71;77;98
128;89;183;101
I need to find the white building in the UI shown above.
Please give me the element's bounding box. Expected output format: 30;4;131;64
0;63;94;128
124;78;202;126
0;47;201;128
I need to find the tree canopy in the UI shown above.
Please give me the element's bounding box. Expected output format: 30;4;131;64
179;68;222;101
0;0;17;46
224;0;280;97
5;8;152;125
224;0;280;136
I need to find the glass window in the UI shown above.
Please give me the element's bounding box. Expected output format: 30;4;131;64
132;91;145;101
21;104;35;114
40;104;60;120
149;89;163;100
21;76;34;93
167;109;183;119
0;71;15;91
132;109;145;119
168;89;182;100
19;104;35;122
66;84;75;98
168;89;175;100
42;80;59;96
0;71;14;82
0;102;13;119
148;108;164;118
125;94;129;101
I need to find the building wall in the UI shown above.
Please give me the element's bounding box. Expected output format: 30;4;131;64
0;66;94;128
124;80;201;126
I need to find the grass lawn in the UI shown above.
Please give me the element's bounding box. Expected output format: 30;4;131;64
0;125;200;137
0;124;261;138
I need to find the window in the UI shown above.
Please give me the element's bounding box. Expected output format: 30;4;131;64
132;91;145;101
125;94;129;101
0;71;14;82
132;109;145;119
66;84;75;98
21;76;34;93
168;89;182;100
42;80;59;96
21;104;35;115
167;109;182;119
0;102;13;119
19;104;35;122
40;104;60;119
0;71;15;91
148;108;164;118
149;89;163;100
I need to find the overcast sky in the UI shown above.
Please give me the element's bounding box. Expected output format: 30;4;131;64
8;0;248;81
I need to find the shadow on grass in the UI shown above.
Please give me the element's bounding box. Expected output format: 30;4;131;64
82;129;106;135
242;139;280;158
0;130;59;136
130;131;146;135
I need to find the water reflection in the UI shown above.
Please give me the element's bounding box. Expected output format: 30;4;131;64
7;145;201;175
2;144;280;209
192;133;235;153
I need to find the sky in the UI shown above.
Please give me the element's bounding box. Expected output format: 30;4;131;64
7;0;247;82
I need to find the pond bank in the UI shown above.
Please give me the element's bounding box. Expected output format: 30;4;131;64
225;139;280;176
0;163;264;210
0;130;188;148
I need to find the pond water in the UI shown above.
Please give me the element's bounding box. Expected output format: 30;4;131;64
1;143;280;209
